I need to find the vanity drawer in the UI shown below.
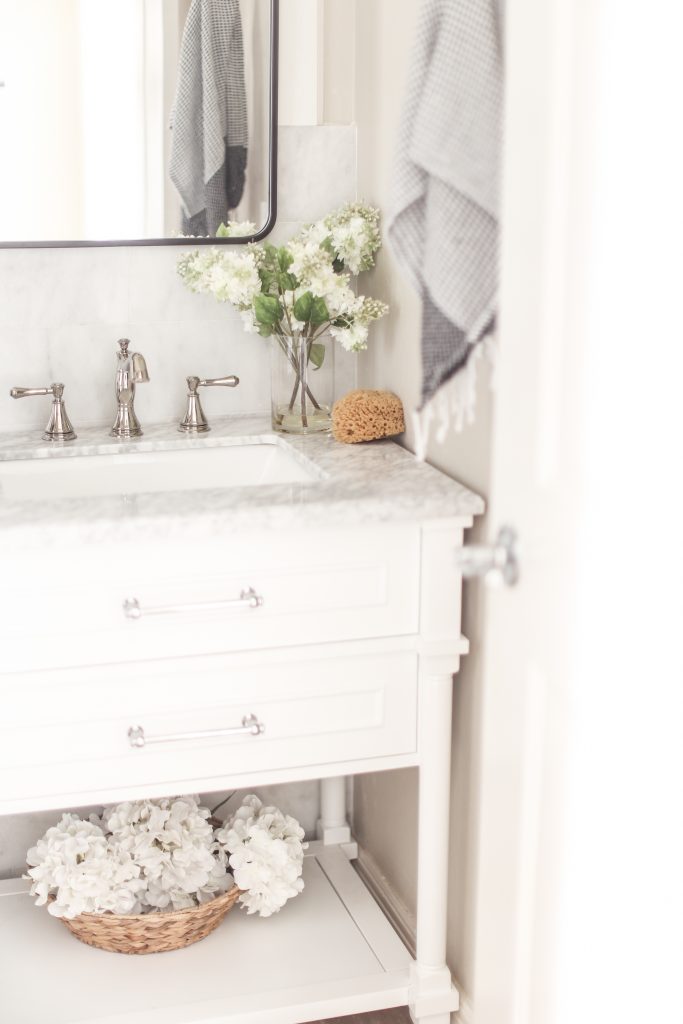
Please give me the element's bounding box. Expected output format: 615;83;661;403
2;525;420;672
0;649;418;811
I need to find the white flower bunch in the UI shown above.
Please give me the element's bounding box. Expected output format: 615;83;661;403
99;797;233;913
215;795;307;917
26;796;232;919
26;813;146;919
177;202;389;355
177;246;261;311
26;794;307;922
322;201;382;275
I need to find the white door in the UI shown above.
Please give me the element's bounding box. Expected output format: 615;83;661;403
470;2;683;1023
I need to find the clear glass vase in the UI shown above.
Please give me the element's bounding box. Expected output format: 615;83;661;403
270;330;334;434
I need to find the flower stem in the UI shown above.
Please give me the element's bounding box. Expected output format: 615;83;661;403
299;333;308;428
277;330;323;413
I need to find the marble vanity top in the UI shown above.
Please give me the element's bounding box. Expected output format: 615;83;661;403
0;416;484;548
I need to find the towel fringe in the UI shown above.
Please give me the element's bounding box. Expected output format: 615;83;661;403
413;333;496;462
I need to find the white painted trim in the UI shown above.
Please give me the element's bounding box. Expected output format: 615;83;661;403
0;752;421;818
454;996;474;1024
355;845;417;957
316;843;412;973
354;847;474;1024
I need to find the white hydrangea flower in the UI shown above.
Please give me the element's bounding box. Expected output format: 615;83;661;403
177;248;260;310
330;321;370;352
101;796;230;913
329;218;367;275
26;797;235;919
327;285;363;320
287;240;336;295
215;795;307;918
324;202;382;274
26;813;145;919
206;251;261;309
297;219;332;247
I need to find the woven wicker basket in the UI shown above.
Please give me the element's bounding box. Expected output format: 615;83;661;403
53;885;240;955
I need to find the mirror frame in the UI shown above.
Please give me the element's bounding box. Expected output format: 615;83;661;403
1;0;279;249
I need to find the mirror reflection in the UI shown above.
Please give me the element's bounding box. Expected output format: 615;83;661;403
0;0;276;245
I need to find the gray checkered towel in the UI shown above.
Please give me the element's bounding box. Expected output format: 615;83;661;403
389;0;503;408
170;0;248;236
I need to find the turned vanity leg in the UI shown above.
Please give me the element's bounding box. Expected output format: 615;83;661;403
409;670;459;1024
317;775;352;845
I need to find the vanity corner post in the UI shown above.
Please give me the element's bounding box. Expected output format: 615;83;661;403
409;666;460;1024
317;775;352;846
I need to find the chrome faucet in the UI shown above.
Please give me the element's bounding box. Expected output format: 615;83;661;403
9;382;77;442
111;338;149;438
178;374;240;433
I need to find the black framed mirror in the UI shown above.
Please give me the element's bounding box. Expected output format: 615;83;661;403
0;0;279;248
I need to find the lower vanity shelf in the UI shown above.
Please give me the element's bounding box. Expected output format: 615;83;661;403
0;842;430;1024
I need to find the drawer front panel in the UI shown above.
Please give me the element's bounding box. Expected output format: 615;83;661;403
2;526;420;671
0;650;418;808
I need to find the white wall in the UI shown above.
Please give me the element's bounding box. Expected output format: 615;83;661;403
348;0;495;1007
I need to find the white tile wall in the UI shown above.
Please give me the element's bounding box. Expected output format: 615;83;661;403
278;125;357;221
0;125;357;878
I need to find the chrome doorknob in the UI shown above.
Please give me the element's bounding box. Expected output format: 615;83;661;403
456;526;519;587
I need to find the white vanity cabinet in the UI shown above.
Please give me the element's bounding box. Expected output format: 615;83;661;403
2;524;421;674
0;423;483;1024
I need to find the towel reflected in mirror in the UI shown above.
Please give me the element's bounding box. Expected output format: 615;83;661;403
170;0;249;236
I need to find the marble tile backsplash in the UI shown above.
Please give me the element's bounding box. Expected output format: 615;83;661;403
0;124;356;878
0;125;358;437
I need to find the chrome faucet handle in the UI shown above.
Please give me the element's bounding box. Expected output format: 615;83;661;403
9;382;77;442
178;374;240;433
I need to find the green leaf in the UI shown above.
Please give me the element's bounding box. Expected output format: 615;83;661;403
263;242;278;261
278;271;299;292
309;343;326;370
258;324;273;338
277;247;294;272
215;223;230;238
310;297;330;325
259;268;276;292
292;291;313;322
254;293;283;326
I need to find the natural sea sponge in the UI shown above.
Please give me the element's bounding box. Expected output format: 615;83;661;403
331;389;405;444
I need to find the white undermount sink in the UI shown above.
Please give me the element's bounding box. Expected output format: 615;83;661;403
0;440;322;501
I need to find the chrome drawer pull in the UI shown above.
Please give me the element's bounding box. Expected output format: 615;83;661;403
122;587;263;620
128;714;265;749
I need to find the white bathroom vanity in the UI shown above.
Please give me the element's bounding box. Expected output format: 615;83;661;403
0;417;483;1024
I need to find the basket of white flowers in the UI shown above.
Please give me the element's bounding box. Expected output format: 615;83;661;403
25;794;306;954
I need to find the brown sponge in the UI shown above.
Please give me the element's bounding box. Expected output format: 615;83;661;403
332;389;405;444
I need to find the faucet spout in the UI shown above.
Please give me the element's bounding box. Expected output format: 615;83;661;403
111;338;149;438
131;352;149;384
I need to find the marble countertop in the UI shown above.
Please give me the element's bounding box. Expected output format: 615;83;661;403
0;416;484;548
